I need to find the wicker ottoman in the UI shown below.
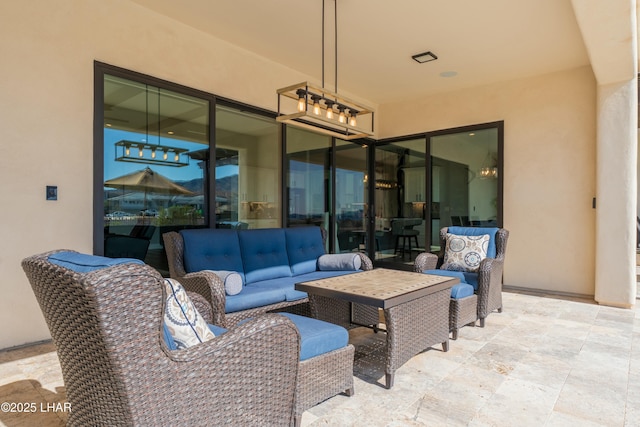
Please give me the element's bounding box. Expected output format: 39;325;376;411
449;284;478;340
277;313;354;427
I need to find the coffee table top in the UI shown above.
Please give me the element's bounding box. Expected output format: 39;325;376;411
296;268;458;308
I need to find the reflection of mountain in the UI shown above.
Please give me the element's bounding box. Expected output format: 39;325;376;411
176;174;238;194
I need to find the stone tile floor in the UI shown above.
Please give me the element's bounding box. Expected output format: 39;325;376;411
0;290;639;426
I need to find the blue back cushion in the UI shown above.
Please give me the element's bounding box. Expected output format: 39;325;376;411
48;251;143;273
448;226;498;258
238;228;292;284
180;229;245;282
285;227;325;275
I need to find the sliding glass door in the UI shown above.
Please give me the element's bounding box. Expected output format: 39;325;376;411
374;138;427;267
374;123;502;266
429;126;501;250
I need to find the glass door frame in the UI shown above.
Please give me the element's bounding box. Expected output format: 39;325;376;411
374;120;504;259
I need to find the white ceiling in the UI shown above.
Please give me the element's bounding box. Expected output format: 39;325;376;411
130;0;590;105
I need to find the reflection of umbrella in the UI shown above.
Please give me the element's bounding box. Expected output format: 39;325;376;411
105;167;195;209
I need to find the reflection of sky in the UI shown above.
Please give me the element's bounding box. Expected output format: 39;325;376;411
104;129;239;182
104;129;203;182
216;164;238;179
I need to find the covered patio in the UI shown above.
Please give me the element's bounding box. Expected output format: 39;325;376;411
1;290;638;426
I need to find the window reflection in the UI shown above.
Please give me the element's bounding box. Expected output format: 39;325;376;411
103;75;208;272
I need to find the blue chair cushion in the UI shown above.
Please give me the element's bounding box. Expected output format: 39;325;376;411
447;226;498;258
167;315;347;362
180;229;246;283
278;313;349;361
285;227;326;275
450;283;475;299
239;228;292;284
423;269;479;292
48;251;143;273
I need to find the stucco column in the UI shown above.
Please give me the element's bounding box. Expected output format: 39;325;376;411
594;78;637;308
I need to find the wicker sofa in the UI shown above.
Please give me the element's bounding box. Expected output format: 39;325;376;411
163;226;374;327
22;250;301;426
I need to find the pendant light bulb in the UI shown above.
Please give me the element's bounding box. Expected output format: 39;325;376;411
349;110;358;127
312;96;321;115
125;145;130;156
325;101;334;119
338;106;346;124
163;150;168;160
151;148;156;159
138;145;144;157
296;89;307;112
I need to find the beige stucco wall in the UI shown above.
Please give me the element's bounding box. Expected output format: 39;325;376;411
0;0;324;350
378;66;597;295
0;0;599;349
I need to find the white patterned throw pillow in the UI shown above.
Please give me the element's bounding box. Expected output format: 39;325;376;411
442;233;490;273
163;278;215;349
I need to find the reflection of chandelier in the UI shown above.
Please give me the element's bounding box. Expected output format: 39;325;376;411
375;179;398;190
114;86;190;167
114;140;189;167
479;152;498;179
276;0;374;140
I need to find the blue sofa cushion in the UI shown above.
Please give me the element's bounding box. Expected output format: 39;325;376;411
48;251;143;273
447;226;498;258
285;227;326;275
423;269;479;291
278;313;349;361
224;285;287;313
246;278;309;302
180;229;245;283
239;228;292;284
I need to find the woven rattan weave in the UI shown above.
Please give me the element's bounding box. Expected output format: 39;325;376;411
22;250;300;426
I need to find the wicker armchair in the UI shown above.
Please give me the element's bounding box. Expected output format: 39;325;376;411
414;227;509;330
22;250;300;427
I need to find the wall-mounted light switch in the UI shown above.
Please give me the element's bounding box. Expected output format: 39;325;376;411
46;186;57;201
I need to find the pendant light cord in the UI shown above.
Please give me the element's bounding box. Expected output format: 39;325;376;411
322;0;325;90
334;0;337;94
321;0;339;94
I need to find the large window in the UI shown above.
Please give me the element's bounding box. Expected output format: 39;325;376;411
214;104;281;229
96;64;282;274
101;73;209;273
285;127;332;230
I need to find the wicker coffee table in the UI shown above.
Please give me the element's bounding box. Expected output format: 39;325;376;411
296;268;457;388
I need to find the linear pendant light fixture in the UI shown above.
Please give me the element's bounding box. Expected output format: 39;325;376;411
276;0;374;140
